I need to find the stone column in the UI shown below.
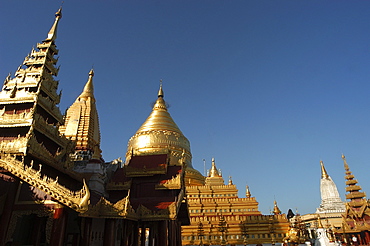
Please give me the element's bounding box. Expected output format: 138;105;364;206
103;218;116;246
50;204;68;246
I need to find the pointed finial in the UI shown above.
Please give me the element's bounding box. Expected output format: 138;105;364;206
46;7;62;41
228;176;233;185
246;185;251;198
320;160;329;179
78;69;95;101
158;79;164;98
209;157;220;177
342;153;349;171
55;5;62;18
273;200;282;215
89;68;94;77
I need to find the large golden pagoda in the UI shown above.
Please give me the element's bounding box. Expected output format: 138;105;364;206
125;84;205;186
182;158;290;245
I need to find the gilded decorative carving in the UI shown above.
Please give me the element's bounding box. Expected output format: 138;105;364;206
0;137;28;154
155;173;182;190
0;154;89;212
27;135;75;170
36;95;63;122
33;114;70;147
0;111;33;124
81;192;182;220
81;195;137;219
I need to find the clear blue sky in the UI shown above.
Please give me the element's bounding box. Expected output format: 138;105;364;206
1;1;370;215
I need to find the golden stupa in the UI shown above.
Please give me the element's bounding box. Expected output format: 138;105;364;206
125;84;205;186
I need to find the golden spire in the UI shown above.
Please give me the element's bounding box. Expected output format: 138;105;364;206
320;160;329;179
205;157;224;186
209;158;221;177
342;154;349;172
246;185;251;198
46;7;62;41
135;84;183;134
59;69;102;160
158;79;164;97
273;200;282;215
342;154;366;201
78;69;95;102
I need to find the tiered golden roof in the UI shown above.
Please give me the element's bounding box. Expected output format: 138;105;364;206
126;84;204;186
335;154;370;236
183;165;289;245
0;7;90;213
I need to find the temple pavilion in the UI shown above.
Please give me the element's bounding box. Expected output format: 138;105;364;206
0;7;296;246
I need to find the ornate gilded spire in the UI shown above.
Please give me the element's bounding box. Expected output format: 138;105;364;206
46;7;62;41
209;158;221;177
320;160;329;179
246;185;251;198
135;84;182;134
341;154;370;230
59;69;102;160
158;79;164;98
273;200;282;215
342;154;366;201
205;158;224;186
78;69;95;102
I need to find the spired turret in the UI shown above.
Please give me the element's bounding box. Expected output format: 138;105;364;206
59;69;102;162
0;7;90;214
125;84;204;186
342;154;368;212
316;160;345;213
273;200;282;215
0;7;75;171
339;154;370;237
205;157;224;186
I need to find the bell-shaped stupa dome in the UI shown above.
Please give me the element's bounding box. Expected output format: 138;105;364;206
125;84;204;186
